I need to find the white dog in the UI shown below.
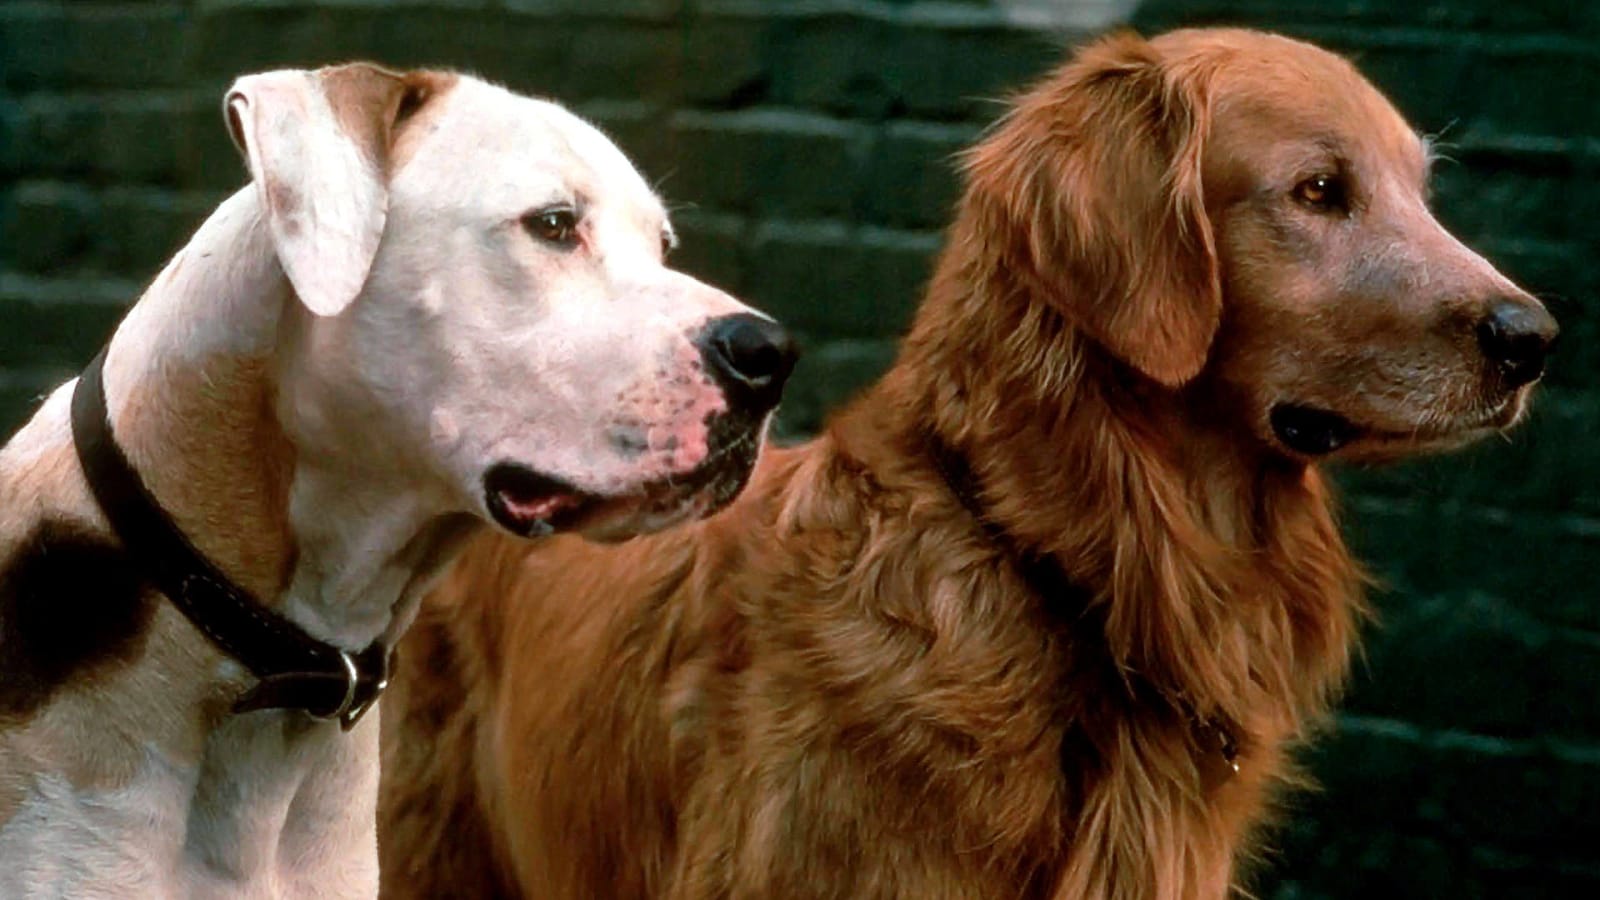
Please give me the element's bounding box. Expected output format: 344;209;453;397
0;63;793;897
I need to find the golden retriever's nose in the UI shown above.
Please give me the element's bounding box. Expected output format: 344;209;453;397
1476;299;1558;388
698;314;799;410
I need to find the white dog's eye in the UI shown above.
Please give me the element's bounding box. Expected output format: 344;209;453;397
522;207;580;248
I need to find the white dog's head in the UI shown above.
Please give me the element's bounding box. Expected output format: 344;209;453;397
224;63;795;541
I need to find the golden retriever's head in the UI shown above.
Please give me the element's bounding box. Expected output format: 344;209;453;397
962;28;1557;462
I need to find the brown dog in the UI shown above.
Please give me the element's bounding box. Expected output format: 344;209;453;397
378;29;1557;899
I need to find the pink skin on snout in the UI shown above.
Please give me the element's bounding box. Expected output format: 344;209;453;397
610;338;731;483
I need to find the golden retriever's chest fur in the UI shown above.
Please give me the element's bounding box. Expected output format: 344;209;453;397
671;492;1074;896
379;416;1361;898
649;442;1329;900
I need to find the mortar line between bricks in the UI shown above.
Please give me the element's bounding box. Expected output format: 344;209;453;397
0;369;71;392
672;1;1026;29
1545;614;1600;647
1337;713;1600;764
1346;494;1600;539
0;271;144;307
15;87;219;105
685;2;1600;46
1252;23;1600;57
7;178;230;202
1464;845;1600;882
1;2;186;15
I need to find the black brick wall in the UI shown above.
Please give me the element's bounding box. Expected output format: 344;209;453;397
2;2;1595;895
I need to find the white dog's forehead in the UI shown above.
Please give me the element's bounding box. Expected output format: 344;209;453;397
397;75;668;231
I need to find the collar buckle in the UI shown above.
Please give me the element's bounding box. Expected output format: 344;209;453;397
307;649;391;730
308;650;362;727
335;650;390;731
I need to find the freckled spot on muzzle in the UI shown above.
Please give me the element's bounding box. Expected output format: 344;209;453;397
605;424;650;459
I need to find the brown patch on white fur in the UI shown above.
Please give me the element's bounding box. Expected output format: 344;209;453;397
321;64;410;170
0;521;157;723
291;63;457;179
0;357;283;752
0;604;232;802
115;353;297;603
0;380;261;823
378;28;1552;900
0;351;297;768
389;70;460;173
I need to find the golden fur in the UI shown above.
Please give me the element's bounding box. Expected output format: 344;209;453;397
379;29;1554;899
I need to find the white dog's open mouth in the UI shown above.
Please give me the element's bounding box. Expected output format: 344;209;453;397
482;454;754;541
482;464;593;537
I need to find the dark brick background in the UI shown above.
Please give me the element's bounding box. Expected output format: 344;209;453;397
1;1;1595;895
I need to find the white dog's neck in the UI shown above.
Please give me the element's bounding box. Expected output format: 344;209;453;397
103;188;471;651
75;188;474;890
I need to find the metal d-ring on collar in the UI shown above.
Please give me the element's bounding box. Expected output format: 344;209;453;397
330;649;362;723
70;346;392;731
922;428;1241;779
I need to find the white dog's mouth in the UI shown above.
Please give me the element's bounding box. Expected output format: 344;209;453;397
483;464;593;537
482;444;758;541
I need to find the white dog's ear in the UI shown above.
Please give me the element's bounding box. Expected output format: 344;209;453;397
225;63;412;317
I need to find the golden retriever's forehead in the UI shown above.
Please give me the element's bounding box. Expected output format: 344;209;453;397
1176;31;1428;178
1156;27;1364;86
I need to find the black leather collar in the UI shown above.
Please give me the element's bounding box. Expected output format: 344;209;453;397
71;347;389;729
923;430;1239;778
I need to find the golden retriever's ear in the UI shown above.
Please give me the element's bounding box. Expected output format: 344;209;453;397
962;32;1219;387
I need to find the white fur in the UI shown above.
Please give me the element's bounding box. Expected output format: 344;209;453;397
0;68;770;897
227;71;388;317
0;747;188;898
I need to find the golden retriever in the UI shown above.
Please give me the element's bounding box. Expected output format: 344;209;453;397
378;28;1558;899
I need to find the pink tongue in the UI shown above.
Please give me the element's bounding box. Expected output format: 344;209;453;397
498;491;576;522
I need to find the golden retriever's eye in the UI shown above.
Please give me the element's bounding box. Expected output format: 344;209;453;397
522;206;580;247
1292;174;1346;212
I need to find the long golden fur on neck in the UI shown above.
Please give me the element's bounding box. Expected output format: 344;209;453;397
836;179;1371;894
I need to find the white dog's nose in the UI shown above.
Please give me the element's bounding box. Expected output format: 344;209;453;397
696;314;799;412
